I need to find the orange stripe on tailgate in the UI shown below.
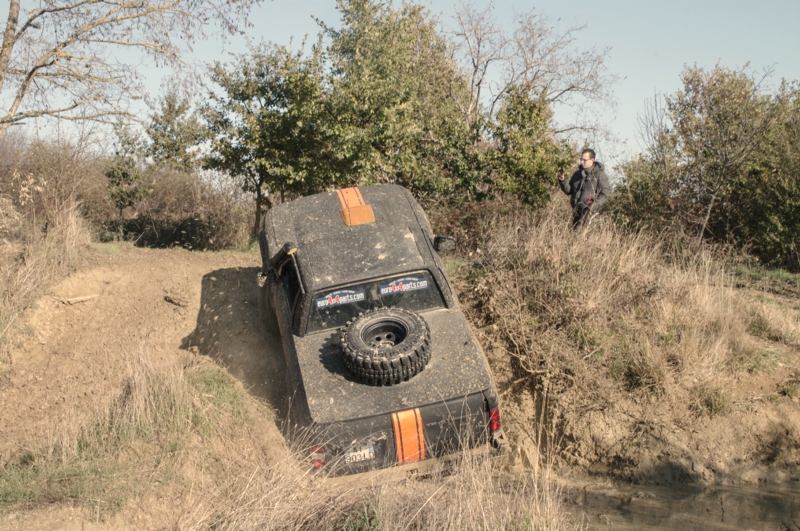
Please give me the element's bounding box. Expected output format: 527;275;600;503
392;408;425;464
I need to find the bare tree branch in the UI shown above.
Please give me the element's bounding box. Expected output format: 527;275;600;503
449;2;617;140
0;0;260;137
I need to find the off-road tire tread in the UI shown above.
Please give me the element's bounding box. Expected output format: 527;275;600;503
340;307;431;385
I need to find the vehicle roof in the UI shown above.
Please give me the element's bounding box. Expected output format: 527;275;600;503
266;185;438;294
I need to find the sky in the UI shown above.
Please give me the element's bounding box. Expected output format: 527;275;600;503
3;0;798;170
179;0;800;171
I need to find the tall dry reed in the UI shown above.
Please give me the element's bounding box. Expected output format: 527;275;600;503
0;199;90;354
451;198;798;470
180;449;578;531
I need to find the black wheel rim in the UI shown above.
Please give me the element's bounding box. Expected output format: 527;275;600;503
362;320;408;349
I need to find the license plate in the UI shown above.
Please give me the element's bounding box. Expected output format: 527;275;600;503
345;445;375;464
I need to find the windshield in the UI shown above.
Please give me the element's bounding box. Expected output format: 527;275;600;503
307;270;445;333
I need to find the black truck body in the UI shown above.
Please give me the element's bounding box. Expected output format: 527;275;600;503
259;184;503;475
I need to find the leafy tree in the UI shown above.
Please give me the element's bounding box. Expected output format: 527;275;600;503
204;42;327;236
719;82;800;268
105;135;147;218
489;87;571;207
146;89;205;172
0;0;261;137
611;96;684;230
612;66;800;269
204;0;583;222
319;0;591;205
666;65;774;241
204;0;473;229
450;3;616;139
319;0;471;196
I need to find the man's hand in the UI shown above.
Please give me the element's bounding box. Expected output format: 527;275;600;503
557;168;565;181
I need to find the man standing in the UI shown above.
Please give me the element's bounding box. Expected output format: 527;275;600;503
557;149;610;227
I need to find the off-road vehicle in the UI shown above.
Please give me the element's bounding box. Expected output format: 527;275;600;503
258;184;505;475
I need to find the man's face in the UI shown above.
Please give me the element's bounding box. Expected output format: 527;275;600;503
580;153;594;170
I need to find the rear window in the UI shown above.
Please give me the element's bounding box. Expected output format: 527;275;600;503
307;271;445;333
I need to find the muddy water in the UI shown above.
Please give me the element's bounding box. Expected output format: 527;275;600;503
568;481;800;530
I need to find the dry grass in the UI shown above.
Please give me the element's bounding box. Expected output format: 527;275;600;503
181;448;576;531
0;348;581;530
743;295;800;347
0;199;91;359
451;198;800;464
177;447;575;530
0;137;100;358
0;350;262;510
458;201;741;389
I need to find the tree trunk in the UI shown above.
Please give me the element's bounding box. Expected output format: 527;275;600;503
0;0;21;95
253;185;263;239
698;189;719;244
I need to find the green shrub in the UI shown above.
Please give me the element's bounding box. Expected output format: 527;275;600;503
100;168;251;250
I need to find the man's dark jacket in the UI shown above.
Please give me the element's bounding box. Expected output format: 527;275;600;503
559;161;610;212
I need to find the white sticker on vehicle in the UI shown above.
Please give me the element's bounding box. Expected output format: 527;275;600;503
345;445;376;464
380;277;428;296
315;289;366;309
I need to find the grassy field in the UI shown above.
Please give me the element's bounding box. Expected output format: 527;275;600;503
0;350;580;530
0;193;798;528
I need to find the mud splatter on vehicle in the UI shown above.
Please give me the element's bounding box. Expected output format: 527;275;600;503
258;185;506;475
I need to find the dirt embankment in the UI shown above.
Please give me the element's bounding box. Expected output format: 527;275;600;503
0;244;798;528
475;289;800;487
0;244;289;467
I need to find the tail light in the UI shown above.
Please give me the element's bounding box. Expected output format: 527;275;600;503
489;408;502;434
310;445;327;469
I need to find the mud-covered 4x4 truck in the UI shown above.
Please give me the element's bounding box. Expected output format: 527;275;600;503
258;184;505;475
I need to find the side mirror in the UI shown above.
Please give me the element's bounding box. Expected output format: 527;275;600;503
433;235;456;253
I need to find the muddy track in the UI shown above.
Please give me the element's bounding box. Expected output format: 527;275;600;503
2;243;799;484
0;244;288;467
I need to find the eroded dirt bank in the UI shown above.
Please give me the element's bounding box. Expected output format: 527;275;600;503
0;244;292;530
0;244;798;528
0;245;290;468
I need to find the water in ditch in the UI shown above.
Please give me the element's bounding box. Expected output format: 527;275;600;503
567;481;800;530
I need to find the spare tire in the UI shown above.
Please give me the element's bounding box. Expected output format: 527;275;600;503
340;307;431;385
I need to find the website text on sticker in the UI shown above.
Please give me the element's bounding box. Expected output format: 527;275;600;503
315;289;366;309
380;277;429;296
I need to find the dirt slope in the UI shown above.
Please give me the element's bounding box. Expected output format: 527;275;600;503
0;244;299;529
1;243;799;529
0;243;288;469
